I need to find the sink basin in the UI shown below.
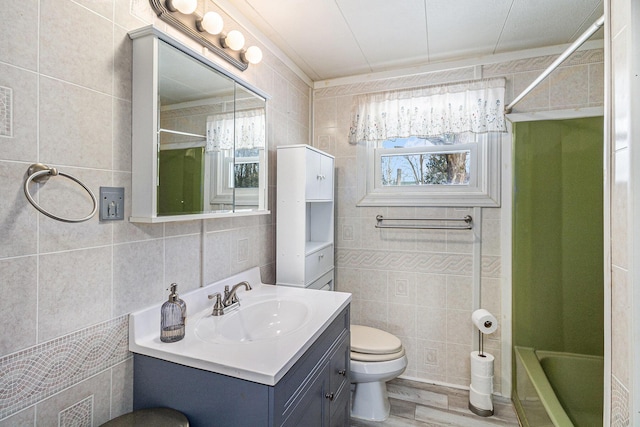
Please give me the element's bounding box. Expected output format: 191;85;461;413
195;299;310;343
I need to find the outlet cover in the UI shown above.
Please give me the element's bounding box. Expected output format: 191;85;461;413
99;187;125;221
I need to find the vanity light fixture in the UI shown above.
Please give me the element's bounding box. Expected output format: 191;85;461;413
165;0;197;15
241;45;263;65
220;30;245;51
149;0;263;70
197;11;224;35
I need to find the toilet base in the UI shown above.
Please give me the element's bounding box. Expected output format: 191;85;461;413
350;380;391;422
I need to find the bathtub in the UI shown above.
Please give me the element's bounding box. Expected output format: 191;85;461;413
513;347;603;426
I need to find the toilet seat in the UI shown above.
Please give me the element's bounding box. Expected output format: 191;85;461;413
351;325;404;362
351;347;405;362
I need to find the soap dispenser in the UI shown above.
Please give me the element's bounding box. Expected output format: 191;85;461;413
160;283;185;343
171;282;187;324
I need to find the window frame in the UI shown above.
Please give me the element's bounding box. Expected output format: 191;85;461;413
356;133;501;207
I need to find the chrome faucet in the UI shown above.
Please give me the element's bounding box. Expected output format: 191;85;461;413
208;281;252;316
223;281;252;306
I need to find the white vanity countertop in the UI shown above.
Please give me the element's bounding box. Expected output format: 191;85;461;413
129;268;351;386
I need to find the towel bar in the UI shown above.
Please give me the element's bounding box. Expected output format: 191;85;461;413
375;214;472;230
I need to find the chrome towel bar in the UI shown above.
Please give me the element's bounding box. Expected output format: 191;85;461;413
24;163;97;223
375;214;473;230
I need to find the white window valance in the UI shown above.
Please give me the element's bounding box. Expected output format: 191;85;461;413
348;78;507;144
206;108;266;152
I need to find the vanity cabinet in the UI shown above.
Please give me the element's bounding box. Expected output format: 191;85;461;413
277;145;335;290
133;305;350;427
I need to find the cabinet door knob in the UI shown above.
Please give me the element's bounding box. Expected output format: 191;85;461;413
325;392;335;401
319;253;324;259
338;369;346;376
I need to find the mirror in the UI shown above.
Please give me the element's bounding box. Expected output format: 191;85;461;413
129;27;269;222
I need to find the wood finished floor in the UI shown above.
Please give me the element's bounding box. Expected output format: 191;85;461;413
350;379;520;427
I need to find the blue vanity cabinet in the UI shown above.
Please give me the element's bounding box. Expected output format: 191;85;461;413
280;331;350;426
133;305;350;427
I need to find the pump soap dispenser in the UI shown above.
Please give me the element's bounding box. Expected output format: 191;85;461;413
160;283;186;343
171;282;187;324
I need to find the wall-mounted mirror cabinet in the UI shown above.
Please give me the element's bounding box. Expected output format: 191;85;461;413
129;26;269;222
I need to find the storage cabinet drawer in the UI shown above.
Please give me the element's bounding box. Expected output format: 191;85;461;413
305;245;334;284
307;270;334;290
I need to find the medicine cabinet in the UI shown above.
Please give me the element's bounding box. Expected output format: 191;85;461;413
129;26;270;223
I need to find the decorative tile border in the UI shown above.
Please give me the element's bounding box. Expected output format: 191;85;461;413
336;248;473;275
314;48;604;100
483;48;604;77
0;316;130;420
0;86;13;137
611;375;630;427
59;395;93;427
481;256;502;278
314;67;476;99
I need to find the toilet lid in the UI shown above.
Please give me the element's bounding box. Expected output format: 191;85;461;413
351;325;403;355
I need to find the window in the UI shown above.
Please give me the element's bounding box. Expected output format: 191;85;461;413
357;132;501;207
377;135;474;186
233;148;260;188
349;78;506;207
210;148;264;208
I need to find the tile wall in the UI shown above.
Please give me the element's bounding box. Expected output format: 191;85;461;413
0;0;310;425
609;0;634;424
0;0;613;424
313;48;604;393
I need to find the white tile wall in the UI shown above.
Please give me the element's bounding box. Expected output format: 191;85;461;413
0;0;309;424
314;48;604;392
609;0;634;423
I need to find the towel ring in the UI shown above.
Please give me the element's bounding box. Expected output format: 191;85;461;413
24;163;98;223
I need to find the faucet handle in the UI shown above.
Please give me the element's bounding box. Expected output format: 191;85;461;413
208;293;225;316
224;285;237;306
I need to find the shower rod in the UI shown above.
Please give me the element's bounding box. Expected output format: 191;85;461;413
505;14;604;114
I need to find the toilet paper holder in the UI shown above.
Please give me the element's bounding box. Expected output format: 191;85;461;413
477;321;492;356
478;330;485;356
470;309;496;417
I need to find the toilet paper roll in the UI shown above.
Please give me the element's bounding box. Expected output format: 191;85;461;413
470;351;495;377
471;309;498;334
469;384;493;411
471;373;494;394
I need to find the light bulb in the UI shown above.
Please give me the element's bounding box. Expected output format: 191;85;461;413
222;30;245;51
198;11;224;35
242;46;263;65
166;0;197;15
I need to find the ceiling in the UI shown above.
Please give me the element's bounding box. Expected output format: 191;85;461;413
224;0;604;82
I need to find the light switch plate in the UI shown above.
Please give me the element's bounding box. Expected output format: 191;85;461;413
99;187;125;221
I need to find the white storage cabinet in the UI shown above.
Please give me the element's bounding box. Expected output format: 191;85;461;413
277;145;335;290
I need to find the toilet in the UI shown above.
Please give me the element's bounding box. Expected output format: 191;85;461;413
350;325;408;421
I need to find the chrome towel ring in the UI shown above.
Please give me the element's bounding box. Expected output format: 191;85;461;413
24;163;98;223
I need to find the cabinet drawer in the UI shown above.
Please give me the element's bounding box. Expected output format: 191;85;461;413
305;245;334;284
307;270;334;290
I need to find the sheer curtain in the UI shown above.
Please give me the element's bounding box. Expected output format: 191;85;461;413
348;78;506;144
206;108;266;152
